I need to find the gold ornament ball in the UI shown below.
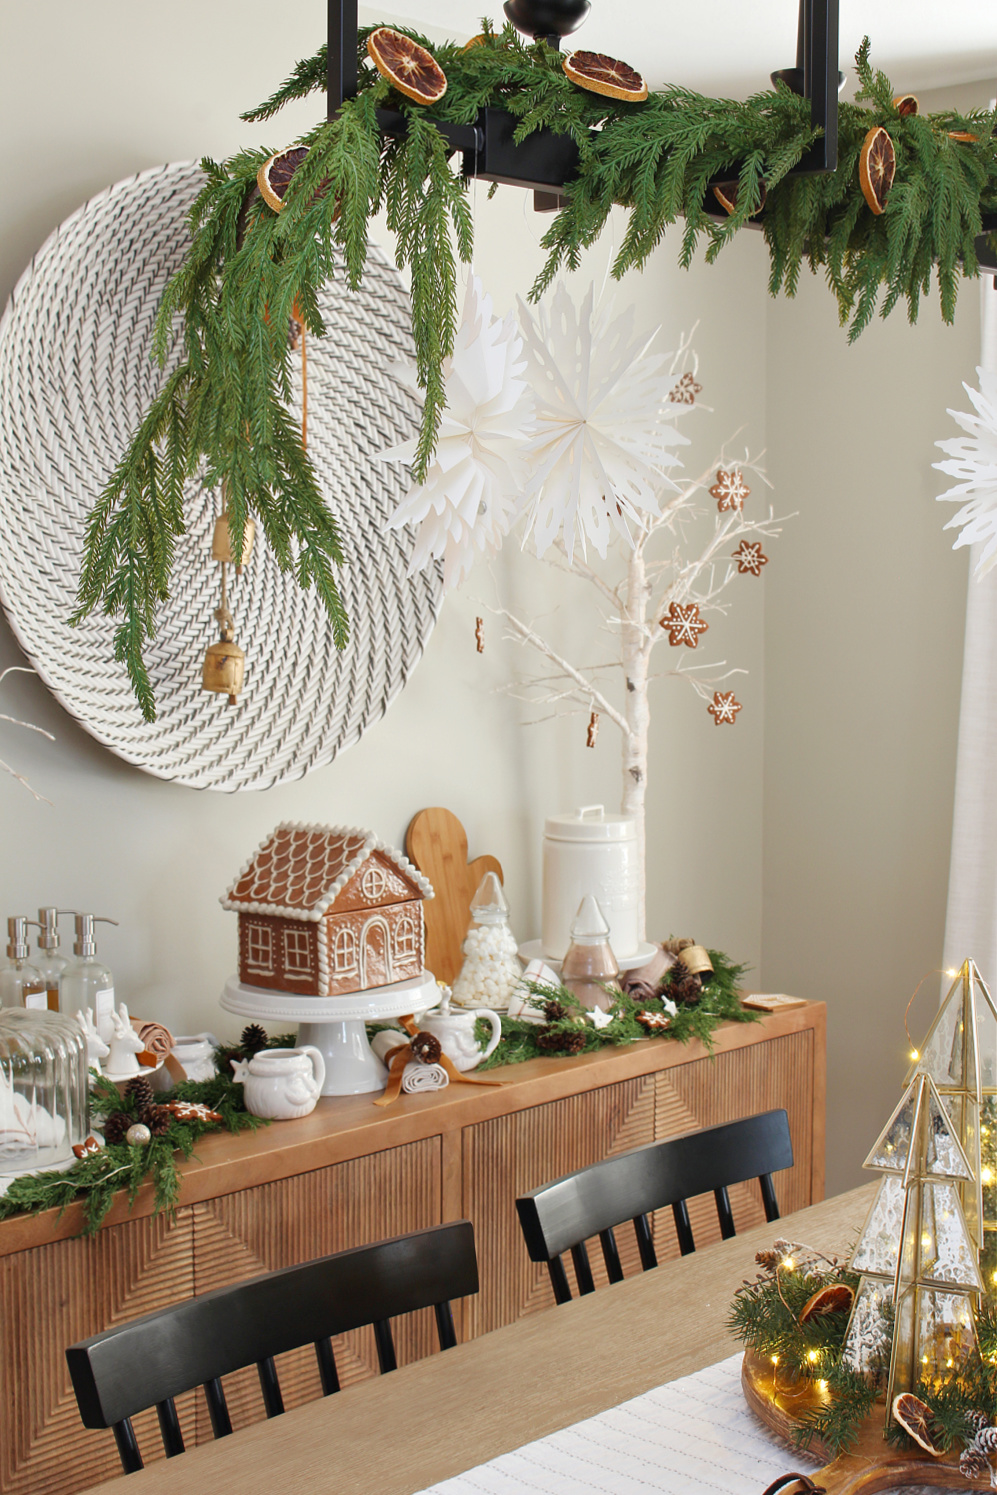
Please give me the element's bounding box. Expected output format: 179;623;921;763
125;1122;152;1147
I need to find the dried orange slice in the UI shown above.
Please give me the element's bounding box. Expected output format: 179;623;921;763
893;94;919;116
367;27;447;105
798;1283;854;1322
563;50;648;102
712;179;767;217
859;125;895;215
461;33;487;51
892;1393;944;1456
258;147;309;213
949;130;979;143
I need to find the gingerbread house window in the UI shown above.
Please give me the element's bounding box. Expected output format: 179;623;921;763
393;912;418;962
360;865;389;902
245;922;275;977
283;928;313;978
333;926;359;976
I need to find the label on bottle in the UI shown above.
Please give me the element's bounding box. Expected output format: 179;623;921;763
24;990;47;1012
95;987;115;1042
47;986;59;1013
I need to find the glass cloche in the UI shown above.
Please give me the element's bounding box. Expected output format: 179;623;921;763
0;1009;89;1191
451;872;522;1011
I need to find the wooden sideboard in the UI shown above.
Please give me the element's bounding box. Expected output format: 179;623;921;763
0;1002;825;1495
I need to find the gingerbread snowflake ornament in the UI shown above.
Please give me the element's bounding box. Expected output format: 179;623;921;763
668;372;703;406
708;691;742;725
732;540;768;576
710;467;750;512
660;601;709;648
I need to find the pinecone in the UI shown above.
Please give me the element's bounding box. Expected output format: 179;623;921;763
240;1023;268;1055
410;1032;442;1065
536;1027;586;1055
124;1075;155;1117
977;1427;997;1455
543;999;568;1022
965;1410;992;1437
961;1445;991;1480
145;1106;172;1138
102;1110;131;1145
665;966;703;1007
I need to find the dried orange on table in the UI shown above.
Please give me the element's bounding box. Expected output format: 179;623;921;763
893;93;919;115
892;1392;944;1456
367;27;447;105
798;1283;854;1322
258;146;309;213
712;179;767;217
562;50;648;101
859;125;896;215
949;130;980;143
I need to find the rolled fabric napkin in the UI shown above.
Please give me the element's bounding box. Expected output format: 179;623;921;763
620;945;676;1004
133;1019;174;1060
401;1062;448;1095
370;1029;410;1064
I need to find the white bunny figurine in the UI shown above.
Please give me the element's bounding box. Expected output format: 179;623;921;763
75;1008;110;1083
105;1004;145;1079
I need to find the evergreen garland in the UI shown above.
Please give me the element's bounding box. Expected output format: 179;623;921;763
76;26;997;715
0;1071;263;1236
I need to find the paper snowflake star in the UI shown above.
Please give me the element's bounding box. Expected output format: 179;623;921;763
732;540;768;576
660;601;709;647
935;368;997;574
381;276;534;590
710;467;750;512
669;372;703;406
708;691;742;725
516;283;688;561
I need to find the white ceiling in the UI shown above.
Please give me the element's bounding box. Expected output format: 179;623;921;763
366;0;997;100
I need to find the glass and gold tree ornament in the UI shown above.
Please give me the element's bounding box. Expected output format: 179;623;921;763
905;957;997;1253
883;1073;984;1408
841;1172;905;1376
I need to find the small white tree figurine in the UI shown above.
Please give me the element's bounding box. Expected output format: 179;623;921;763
383;277;788;937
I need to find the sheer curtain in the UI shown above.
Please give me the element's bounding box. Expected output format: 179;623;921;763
941;279;997;981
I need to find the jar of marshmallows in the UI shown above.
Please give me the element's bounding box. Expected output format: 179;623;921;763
451;872;522;1011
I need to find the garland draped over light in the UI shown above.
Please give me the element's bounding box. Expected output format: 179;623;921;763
74;26;997;716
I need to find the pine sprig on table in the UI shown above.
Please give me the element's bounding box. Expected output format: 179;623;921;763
81;29;997;715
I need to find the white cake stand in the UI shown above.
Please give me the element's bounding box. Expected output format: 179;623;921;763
220;971;440;1096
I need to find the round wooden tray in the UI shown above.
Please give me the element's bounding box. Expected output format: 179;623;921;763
741;1351;988;1492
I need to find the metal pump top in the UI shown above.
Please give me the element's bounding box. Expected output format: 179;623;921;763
73;913;118;958
37;906;73;953
7;916;38;961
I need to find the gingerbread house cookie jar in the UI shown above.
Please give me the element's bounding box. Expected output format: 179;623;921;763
221;823;435;996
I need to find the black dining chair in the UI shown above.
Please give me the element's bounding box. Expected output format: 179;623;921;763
66;1219;478;1474
516;1109;793;1303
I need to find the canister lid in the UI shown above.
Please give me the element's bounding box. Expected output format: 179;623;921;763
544;805;635;842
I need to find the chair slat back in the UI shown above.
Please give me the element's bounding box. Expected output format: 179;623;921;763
517;1110;793;1298
67;1220;478;1470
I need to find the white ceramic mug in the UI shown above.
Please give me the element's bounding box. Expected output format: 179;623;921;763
417;1000;502;1072
172;1033;218;1083
231;1046;326;1119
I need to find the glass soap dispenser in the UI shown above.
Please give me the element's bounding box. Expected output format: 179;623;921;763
560;895;621;1012
0;919;47;1010
451;872;522;1012
35;907;71;1012
60;914;118;1041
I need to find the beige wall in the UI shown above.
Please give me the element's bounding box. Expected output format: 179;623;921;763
0;2;767;1036
762;79;995;1193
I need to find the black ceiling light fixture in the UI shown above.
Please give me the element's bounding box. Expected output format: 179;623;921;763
326;0;841;213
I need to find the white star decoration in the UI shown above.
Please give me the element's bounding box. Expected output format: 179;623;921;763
381;276;534;591
516;284;688;560
935;368;997;574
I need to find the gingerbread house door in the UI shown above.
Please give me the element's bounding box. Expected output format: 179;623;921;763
359;915;394;989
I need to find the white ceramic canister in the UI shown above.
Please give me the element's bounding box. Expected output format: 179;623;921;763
541;806;640;962
230;1046;325;1120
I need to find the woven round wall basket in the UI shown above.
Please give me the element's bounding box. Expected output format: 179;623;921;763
0;161;442;792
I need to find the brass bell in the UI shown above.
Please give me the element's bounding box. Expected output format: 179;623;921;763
677;944;714;981
211;511;255;574
202;605;245;706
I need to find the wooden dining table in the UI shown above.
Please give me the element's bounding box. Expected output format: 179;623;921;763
78;1183;874;1495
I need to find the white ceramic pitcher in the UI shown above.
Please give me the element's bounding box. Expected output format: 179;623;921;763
231;1046;325;1119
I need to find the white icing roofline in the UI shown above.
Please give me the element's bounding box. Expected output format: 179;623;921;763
219;821;435;922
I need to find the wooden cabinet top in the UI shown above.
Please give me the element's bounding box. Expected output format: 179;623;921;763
0;1001;824;1257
